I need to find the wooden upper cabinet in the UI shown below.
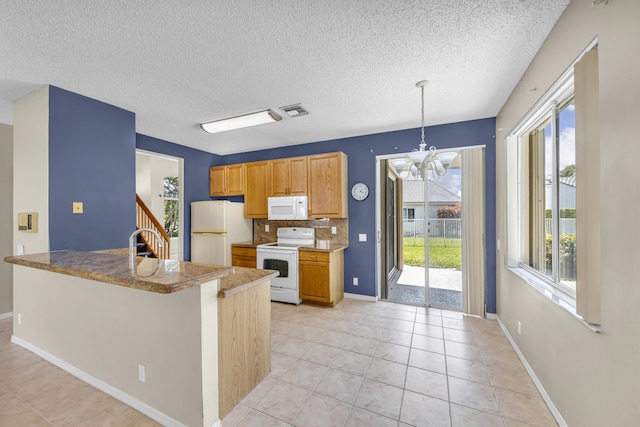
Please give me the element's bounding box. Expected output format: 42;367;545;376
269;156;308;196
226;164;245;195
269;159;289;197
244;161;270;218
209;167;226;197
209;164;244;197
308;152;348;218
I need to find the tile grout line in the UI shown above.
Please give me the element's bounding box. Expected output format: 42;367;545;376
473;319;512;426
0;378;58;426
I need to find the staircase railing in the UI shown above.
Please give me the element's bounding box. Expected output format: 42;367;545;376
135;194;171;259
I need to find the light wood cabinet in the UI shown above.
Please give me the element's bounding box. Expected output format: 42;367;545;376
308;152;348;218
231;246;256;268
299;250;344;306
218;279;271;418
209;152;347;218
269;156;308;196
209;164;244;196
244;161;270;218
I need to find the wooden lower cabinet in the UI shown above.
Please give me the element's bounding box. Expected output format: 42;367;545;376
218;279;271;418
298;250;344;306
231;246;256;268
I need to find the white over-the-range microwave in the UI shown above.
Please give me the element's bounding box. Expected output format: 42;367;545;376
267;196;308;220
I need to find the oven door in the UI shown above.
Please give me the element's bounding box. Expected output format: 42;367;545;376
256;247;298;290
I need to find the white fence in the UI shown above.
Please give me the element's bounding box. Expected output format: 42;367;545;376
403;218;576;239
404;218;461;239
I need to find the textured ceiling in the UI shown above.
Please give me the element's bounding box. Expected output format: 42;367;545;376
0;0;569;155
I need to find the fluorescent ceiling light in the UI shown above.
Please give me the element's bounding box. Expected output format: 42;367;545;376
200;110;282;134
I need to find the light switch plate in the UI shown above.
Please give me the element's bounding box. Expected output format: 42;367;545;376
72;202;83;214
358;233;367;242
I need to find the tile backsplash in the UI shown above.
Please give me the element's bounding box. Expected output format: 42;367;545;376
254;218;348;246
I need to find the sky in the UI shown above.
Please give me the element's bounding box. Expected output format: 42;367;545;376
545;101;576;174
434;168;461;196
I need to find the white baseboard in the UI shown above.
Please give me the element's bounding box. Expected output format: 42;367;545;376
344;292;378;302
11;335;218;427
495;316;568;427
0;312;13;320
486;312;497;320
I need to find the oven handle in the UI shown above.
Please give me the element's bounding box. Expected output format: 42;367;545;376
257;248;297;256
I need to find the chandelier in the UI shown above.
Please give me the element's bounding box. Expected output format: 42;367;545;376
391;80;457;180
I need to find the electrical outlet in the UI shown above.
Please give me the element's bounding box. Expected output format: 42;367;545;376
331;226;337;234
17;245;24;255
353;277;359;286
17;313;22;325
138;364;146;383
265;224;270;232
517;321;522;336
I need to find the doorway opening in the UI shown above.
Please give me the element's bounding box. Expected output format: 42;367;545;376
135;150;185;260
377;146;485;314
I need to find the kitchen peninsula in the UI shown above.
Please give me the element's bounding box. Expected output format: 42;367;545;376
4;250;277;426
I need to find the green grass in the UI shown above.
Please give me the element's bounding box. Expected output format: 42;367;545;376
403;236;461;269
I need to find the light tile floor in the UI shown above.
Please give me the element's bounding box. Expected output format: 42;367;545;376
0;317;161;426
0;298;559;427
224;299;558;427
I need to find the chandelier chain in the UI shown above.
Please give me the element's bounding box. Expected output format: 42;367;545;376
420;84;425;145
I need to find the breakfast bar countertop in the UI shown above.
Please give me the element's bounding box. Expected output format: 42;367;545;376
4;250;235;294
219;266;278;298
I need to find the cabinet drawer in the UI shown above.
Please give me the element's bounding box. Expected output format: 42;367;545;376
232;247;256;257
299;251;329;263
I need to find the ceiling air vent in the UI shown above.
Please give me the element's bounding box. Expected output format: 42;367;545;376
280;104;309;117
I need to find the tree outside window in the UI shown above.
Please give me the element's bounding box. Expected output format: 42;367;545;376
164;177;179;238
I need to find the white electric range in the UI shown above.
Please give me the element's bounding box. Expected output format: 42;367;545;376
256;227;315;305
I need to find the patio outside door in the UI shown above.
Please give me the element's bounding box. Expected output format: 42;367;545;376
380;148;483;313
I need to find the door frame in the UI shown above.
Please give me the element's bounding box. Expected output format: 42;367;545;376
377;154;430;306
375;154;409;301
376;146;485;310
135;149;185;261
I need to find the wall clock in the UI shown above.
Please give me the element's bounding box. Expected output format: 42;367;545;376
351;182;369;201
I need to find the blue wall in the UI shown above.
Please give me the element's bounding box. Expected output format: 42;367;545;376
48;86;137;251
45;84;496;312
136;134;222;260
224;118;497;313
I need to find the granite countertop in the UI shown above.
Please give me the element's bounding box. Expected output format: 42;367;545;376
232;240;348;253
219;267;278;298
232;240;269;248
4;250;234;294
299;244;348;253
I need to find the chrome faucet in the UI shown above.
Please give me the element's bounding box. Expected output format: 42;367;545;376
129;228;164;268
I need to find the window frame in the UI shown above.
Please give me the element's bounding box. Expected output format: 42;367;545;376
517;89;576;299
505;38;601;329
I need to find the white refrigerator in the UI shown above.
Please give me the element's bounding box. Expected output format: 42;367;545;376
190;201;252;265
